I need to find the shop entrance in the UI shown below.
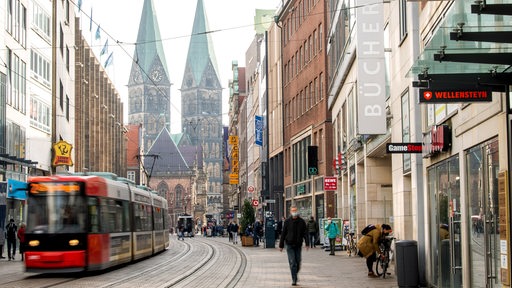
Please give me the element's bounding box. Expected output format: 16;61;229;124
429;155;462;288
466;138;502;288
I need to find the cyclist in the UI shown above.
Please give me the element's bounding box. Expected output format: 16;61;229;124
356;223;393;278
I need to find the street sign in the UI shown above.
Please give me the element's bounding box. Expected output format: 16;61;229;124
265;199;276;204
248;186;255;193
252;199;259;206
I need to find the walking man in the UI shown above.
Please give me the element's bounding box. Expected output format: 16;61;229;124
306;216;319;248
5;219;17;260
279;206;309;286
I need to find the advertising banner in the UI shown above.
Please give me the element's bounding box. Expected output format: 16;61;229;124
255;115;263;146
356;0;386;134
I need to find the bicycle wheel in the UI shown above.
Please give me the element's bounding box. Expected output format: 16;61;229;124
375;257;383;277
351;242;358;256
375;257;388;277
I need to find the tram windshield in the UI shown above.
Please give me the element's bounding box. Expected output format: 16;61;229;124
27;182;87;233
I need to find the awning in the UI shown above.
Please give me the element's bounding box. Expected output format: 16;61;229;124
6;179;28;200
409;0;512;88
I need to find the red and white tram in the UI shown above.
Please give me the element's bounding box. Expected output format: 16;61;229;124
24;174;169;273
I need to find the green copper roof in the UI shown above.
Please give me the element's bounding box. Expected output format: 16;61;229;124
134;0;169;77
184;0;220;84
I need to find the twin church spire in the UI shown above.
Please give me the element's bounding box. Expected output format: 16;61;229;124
127;0;223;195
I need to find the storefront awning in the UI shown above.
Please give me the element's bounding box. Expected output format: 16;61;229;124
409;0;512;88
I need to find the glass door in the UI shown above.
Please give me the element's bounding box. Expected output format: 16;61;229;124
429;156;462;288
466;138;502;288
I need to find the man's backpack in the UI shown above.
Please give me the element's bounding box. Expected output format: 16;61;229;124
361;224;376;235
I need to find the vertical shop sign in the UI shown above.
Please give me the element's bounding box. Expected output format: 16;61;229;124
356;0;386;134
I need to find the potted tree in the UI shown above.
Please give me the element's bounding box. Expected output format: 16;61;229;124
240;199;255;246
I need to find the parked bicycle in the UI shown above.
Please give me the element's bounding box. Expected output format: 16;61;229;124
375;236;395;278
346;232;358;256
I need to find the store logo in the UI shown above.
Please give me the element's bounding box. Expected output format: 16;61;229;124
423;90;433;101
419;88;492;103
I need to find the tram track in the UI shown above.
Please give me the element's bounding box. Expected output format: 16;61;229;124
163;237;248;288
0;236;248;288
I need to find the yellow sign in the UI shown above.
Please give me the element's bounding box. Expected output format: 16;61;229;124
229;178;239;185
229;135;239;145
232;145;239;153
52;140;73;167
232;167;239;174
229;173;239;179
231;159;239;169
232;151;239;159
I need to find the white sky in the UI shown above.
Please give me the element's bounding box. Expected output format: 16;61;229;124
76;0;282;133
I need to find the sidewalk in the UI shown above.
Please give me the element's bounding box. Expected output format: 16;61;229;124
214;237;400;288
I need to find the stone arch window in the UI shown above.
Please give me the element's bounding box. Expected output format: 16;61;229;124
157;181;169;198
175;184;184;208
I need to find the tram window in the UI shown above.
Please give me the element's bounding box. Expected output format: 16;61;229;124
100;198;110;233
134;203;151;231
154;207;163;230
88;197;100;233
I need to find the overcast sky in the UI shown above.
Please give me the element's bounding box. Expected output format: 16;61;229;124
76;0;281;133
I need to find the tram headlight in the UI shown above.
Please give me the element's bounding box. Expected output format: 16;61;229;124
69;239;79;246
28;240;40;247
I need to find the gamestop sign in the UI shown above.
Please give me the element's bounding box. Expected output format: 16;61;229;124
356;0;386;135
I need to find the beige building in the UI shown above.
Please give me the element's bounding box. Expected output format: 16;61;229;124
74;26;126;175
328;0;512;287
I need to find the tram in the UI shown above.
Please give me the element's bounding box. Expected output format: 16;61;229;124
23;174;169;273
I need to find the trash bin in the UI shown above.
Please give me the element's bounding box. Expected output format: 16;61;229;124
395;240;419;288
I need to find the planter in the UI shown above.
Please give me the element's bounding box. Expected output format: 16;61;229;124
241;235;253;246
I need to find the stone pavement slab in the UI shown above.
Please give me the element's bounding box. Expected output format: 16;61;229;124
209;237;400;288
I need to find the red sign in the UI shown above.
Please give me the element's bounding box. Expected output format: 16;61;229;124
324;177;337;191
248;186;255;193
252;199;259;206
419;88;492;103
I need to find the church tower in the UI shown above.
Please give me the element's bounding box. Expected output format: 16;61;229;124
181;0;224;198
127;0;171;152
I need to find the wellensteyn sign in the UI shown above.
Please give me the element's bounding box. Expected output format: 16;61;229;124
419;88;492;103
356;0;386;135
386;143;423;154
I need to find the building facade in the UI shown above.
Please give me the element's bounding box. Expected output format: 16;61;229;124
74;29;126;175
277;0;334;220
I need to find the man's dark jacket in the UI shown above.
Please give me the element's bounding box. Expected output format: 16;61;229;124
279;216;309;248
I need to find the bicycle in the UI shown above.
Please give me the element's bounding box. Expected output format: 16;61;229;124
346;232;358;256
375;236;395;278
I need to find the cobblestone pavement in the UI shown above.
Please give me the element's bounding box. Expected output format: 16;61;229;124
205;236;400;288
0;235;402;288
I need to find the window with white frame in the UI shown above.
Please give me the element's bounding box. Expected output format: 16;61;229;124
31;1;51;41
30;49;51;86
30;96;51;133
